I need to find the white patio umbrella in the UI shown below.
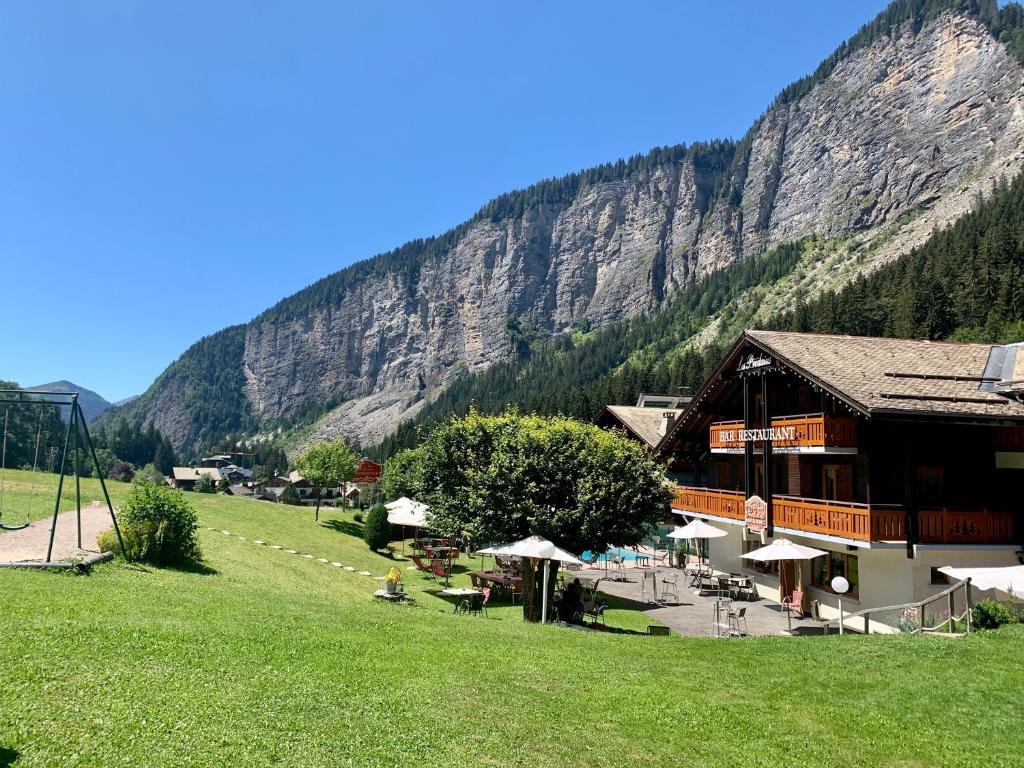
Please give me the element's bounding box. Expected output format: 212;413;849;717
668;519;727;567
742;538;828;630
477;536;584;623
939;565;1024;601
385;498;429;555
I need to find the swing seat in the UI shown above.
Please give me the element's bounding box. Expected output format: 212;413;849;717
0;521;30;532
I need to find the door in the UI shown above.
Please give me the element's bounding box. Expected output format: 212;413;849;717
780;560;796;601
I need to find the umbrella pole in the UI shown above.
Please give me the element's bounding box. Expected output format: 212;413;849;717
542;559;549;624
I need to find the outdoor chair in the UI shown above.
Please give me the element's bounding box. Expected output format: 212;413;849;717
583;598;608;627
610;557;626;582
733;574;754;601
509;578;523;605
782;589;804;618
727;605;748;636
472;587;491;617
460;590;488;617
430;559;450;579
470;573;480;588
660;573;680;603
411;555;432;574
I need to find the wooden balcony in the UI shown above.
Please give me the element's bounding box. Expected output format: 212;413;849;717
671;486;744;521
672;486;1016;544
709;413;857;452
772;495;905;542
918;509;1016;544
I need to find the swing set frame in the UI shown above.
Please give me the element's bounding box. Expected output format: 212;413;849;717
0;389;126;565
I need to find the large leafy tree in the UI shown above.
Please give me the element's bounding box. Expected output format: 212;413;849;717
294;440;359;521
379;446;426;501
416;410;671;620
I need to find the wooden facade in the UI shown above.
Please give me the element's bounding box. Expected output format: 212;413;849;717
659;331;1024;552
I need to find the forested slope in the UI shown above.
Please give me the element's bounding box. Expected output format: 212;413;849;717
377;172;1024;455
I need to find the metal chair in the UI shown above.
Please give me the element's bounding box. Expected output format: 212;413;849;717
727;605;748;636
660;572;680;603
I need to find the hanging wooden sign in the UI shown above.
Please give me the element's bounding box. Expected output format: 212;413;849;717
745;494;768;534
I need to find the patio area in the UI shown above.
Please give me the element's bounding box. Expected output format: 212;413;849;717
576;561;827;637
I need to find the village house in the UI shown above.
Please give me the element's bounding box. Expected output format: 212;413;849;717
596;393;689;452
168;466;222;491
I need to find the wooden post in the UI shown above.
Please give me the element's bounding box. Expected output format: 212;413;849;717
863;612;870;635
965;578;973;633
762;373;773;537
743;375;754;500
947;590;956;633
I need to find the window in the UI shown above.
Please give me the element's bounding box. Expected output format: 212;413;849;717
916;467;945;502
811;550;859;597
823;466;838;500
822;464;853;501
743;538;778;575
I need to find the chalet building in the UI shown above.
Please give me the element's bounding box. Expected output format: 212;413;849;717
652;330;1024;620
169;466;221;491
596;393;690;452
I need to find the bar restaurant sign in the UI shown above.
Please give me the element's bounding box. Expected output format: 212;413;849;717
745;494;768;534
717;425;797;443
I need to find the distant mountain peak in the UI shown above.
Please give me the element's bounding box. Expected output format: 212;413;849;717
26;381;113;423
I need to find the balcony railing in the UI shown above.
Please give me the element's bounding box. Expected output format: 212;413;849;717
671;486;1014;544
773;495;904;542
671;486;744;521
918;509;1016;544
709;413;857;451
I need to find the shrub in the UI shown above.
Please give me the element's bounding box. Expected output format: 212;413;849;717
353;511;364;524
97;482;201;566
217;477;231;493
973;598;1018;630
107;461;135;483
194;474;216;494
132;463;165;485
280;485;302;506
363;503;391;551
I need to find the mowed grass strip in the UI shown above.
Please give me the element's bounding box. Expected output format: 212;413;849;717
0;472;1020;766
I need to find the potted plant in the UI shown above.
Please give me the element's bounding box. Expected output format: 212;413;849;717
384;567;402;594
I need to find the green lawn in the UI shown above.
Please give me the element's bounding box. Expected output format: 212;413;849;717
0;468;129;527
0;470;1021;767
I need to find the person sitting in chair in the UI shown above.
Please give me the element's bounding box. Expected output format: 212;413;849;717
557;578;585;622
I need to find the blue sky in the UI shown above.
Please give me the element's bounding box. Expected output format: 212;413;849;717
1;1;890;402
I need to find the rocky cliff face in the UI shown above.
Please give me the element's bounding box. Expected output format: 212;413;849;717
118;9;1024;454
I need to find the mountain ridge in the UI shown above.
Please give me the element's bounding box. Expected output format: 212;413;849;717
100;0;1024;457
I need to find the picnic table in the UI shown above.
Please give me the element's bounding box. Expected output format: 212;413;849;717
471;570;519;587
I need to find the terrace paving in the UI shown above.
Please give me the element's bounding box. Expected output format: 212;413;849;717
577;562;827;637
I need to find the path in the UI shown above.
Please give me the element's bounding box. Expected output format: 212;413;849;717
0;503;116;563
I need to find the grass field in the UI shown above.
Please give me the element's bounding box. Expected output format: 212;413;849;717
0;470;1021;767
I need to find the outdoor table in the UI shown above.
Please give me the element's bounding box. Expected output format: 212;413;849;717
708;596;733;637
634;554;651;567
638;568;659;603
724;574;753;600
439;587;482;613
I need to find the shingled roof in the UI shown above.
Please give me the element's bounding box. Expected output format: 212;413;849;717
745;330;1024;419
602;405;683;449
656;331;1024;454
